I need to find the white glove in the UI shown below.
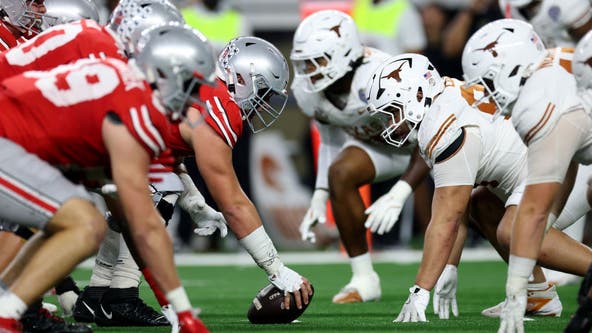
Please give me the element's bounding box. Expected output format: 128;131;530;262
161;304;179;333
498;276;527;333
299;189;329;243
57;291;79;317
365;181;412;235
177;172;228;238
433;265;458;319
268;264;304;294
394;285;430;323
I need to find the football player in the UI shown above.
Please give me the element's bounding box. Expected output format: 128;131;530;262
365;53;592;323
462;18;592;333
564;29;592;333
0;24;216;333
0;0;188;324
291;9;430;304
499;0;592;48
0;0;45;49
75;33;314;327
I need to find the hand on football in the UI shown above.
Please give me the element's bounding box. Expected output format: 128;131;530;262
433;264;459;319
269;265;313;310
299;189;329;243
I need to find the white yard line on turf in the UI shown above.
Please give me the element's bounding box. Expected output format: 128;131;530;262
77;248;501;268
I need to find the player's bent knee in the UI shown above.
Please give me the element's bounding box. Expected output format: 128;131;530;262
496;223;511;248
49;198;107;251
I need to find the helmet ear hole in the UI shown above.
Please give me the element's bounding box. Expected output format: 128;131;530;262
416;86;423;102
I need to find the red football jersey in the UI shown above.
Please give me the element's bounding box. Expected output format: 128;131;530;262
165;78;243;156
0;57;170;168
199;78;243;148
0;19;125;80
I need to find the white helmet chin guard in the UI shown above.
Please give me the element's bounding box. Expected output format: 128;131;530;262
462;18;547;117
366;53;444;147
290;10;363;93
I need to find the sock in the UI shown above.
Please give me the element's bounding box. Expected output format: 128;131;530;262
527;281;549;291
0;292;27;318
350;252;374;277
166;287;191;313
111;235;141;289
89;229;120;287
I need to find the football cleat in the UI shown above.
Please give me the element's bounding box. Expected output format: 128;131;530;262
0;317;22;333
72;286;108;323
332;272;381;304
565;297;592;333
94;287;169;327
481;283;562;317
21;306;92;333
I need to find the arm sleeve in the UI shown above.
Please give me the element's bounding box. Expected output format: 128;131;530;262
433;128;482;188
314;122;346;189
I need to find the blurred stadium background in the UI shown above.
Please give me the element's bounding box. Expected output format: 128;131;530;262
64;0;589;330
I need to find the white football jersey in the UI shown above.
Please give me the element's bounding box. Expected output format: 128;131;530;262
500;0;592;47
292;47;391;144
511;48;583;146
418;78;526;196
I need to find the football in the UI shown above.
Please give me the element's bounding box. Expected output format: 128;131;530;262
247;283;314;324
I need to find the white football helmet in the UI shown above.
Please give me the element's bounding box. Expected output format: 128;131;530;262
573;30;592;111
108;0;184;54
366;53;444;147
0;0;44;32
135;23;216;122
218;36;289;133
42;0;99;27
462;18;547;117
507;0;533;7
290;9;363;93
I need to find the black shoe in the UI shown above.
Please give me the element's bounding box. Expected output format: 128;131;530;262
21;306;92;333
95;287;169;327
72;286;108;323
566;298;592;333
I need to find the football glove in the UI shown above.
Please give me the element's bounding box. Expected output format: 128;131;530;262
394;285;430;323
57;291;79;317
433;264;459;319
177;172;228;238
268;264;304;294
365;180;412;235
299;189;329;243
498;276;528;333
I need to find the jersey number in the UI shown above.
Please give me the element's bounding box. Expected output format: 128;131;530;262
29;62;120;107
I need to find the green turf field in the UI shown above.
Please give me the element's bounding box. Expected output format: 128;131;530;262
56;261;579;333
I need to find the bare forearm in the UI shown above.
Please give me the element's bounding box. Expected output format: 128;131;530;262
447;220;467;266
224;200;263;239
415;219;459;290
400;149;430;189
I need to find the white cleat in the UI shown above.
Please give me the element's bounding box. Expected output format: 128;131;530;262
482;284;562;318
332;272;381;304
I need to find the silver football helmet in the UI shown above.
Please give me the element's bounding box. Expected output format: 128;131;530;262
42;0;99;27
135;23;216;122
366;53;444;147
0;0;44;32
217;36;289;133
108;0;184;54
290;10;364;93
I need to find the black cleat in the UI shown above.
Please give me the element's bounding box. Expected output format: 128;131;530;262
94;287;169;327
565;297;592;333
21;304;92;333
72;286;108;323
578;264;592;305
